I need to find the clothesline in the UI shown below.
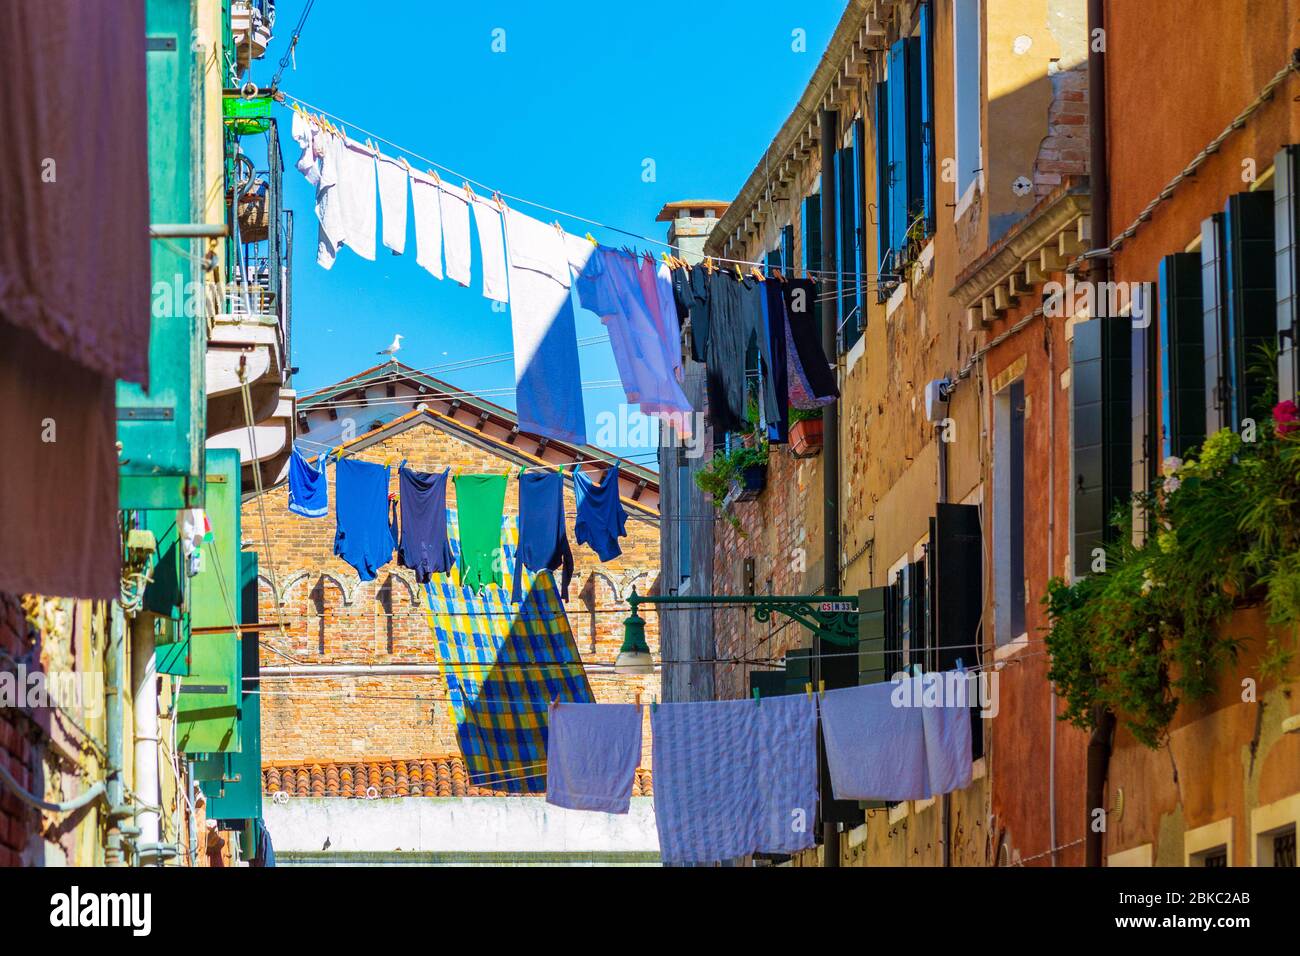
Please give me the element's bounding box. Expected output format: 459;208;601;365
276;90;894;282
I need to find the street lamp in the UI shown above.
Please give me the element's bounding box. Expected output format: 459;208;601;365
616;593;654;675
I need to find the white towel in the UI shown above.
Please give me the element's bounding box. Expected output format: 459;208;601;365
314;132;346;270
819;678;931;802
920;674;974;794
439;182;472;287
290;110;320;187
336;138;377;261
502;208;586;443
470;194;509;303
651;695;818;864
546;702;642;814
408;170;444;279
375;152;408;255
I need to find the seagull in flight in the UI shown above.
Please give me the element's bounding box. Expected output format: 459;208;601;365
377;334;403;359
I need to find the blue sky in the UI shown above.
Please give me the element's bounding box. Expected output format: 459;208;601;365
257;2;845;464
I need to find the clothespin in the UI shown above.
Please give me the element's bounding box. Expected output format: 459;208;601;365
332;445;344;459
426;167;441;185
804;682;813;698
585;233;598;247
752;688;761;708
383;454;395;467
703;256;714;275
733;263;743;280
751;266;765;282
464;181;478;202
819;680;825;696
651;695;658;714
635;691;642;710
399;458;407;470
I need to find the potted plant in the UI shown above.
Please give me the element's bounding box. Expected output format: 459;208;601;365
727;442;769;503
789;407;824;458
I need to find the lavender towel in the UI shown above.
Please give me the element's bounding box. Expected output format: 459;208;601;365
546;702;642;814
820;678;930;802
651;695;818;864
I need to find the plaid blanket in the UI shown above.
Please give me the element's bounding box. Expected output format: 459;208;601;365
424;509;593;793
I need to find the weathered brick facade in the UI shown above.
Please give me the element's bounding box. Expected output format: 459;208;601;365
245;410;660;768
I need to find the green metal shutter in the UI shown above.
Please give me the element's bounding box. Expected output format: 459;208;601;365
1131;283;1158;512
119;0;206;511
857;586;890;685
1158;252;1206;459
874;81;891;282
1275;145;1300;405
177;450;242;754
1223;191;1278;426
781;224;795;271
918;0;936;233
838;140;861;351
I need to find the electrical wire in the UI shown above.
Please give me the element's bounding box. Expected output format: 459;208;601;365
277;90;895;282
269;0;316;90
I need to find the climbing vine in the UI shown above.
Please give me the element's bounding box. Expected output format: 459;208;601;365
1044;405;1300;749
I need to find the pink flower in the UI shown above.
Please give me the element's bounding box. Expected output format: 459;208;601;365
1274;400;1299;435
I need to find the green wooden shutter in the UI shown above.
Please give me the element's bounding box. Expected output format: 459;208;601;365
177;450;242;754
875;81;891;282
1275;145;1300;405
781;223;795;271
857;586;890;685
1072;316;1132;576
918;0;936;233
838;139;860;351
1158;252;1206;459
119;0;206;511
1223;191;1278;425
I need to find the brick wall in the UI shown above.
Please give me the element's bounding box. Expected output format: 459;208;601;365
1034;63;1090;200
244;417;660;765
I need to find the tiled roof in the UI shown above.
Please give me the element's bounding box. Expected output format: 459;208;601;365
263;755;653;799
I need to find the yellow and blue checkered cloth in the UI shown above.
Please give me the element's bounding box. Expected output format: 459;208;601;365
424;509;593;793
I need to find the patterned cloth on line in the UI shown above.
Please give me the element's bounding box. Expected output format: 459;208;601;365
424;509;593;793
651;695;819;864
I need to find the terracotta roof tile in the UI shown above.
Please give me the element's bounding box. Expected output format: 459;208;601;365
263;755;653;799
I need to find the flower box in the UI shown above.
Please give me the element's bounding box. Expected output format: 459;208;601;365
790;417;824;458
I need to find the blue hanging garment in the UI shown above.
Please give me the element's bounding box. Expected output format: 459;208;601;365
573;464;627;562
333;458;394;582
287;448;328;518
397;465;454;583
513;470;574;603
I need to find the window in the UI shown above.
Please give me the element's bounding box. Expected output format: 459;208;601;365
1250;794;1300;865
1275;145;1300;404
874;12;934;277
994;379;1026;642
1273;827;1297;867
1202;191;1278;433
781;223;795;273
1185;817;1234;867
803;189;822;277
1131;283;1157;541
952;0;982;204
1071;316;1132;577
837;128;863;351
1158;252;1207;460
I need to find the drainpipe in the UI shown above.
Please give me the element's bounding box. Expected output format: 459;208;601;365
819;107;841;869
1085;0;1115;869
104;603;131;866
937;426;951;866
131;615;162;863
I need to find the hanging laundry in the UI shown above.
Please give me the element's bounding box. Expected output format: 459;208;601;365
513;469;574;604
546;702;642;814
469;193;509;303
333;458;394;582
672;264;712;363
289;110;321;187
573;464;627;562
439;181;472;287
637;254;684;382
409;169;444;279
314;132;346;269
287;448;328;519
819;677;931;802
502;209;586;444
759;280;790;443
453;473;507;591
702;269;764;434
920;674;974;795
651;695;818;864
375;152;408;255
781;277;838;408
396;465;454;583
335;138;378;261
573;247;691;417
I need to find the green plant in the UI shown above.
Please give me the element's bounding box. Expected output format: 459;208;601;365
693;440;770;531
789;406;823;425
1044;413;1300;749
